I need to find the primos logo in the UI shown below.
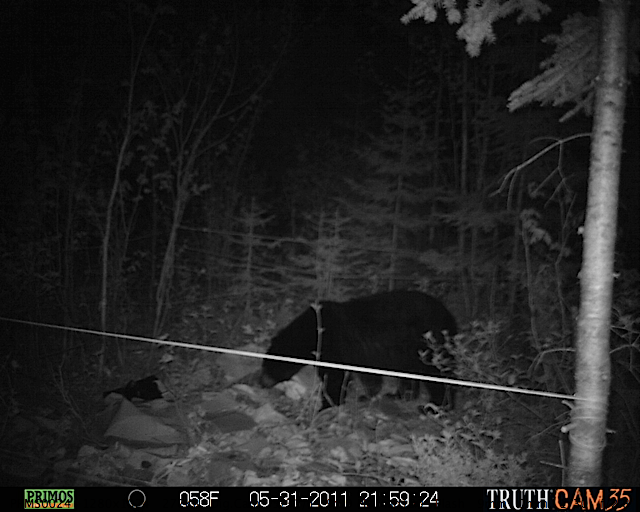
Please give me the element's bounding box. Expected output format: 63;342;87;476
24;489;74;509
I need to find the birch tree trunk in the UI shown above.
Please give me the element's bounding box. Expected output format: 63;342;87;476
567;0;629;486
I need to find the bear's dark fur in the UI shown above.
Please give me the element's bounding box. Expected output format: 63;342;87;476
260;290;457;408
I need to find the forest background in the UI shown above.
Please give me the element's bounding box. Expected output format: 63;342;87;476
1;0;639;485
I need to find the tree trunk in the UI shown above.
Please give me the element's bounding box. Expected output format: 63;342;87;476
567;0;628;486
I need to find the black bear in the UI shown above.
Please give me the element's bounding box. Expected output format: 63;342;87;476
260;290;457;408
